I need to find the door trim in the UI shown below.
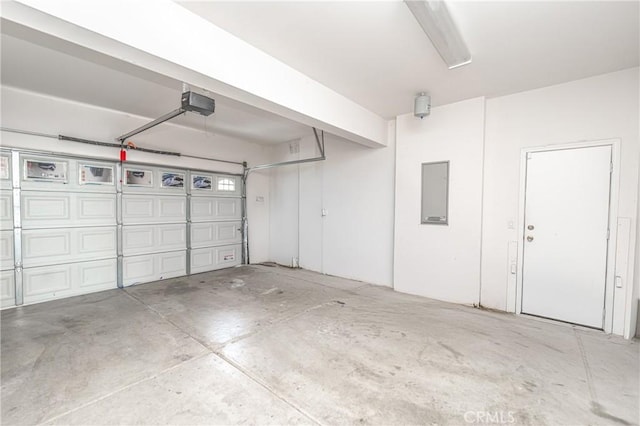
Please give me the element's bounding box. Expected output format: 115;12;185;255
514;139;620;333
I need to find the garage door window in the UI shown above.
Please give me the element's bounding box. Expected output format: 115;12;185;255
217;177;235;192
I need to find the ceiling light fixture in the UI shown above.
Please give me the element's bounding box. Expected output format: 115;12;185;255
414;92;431;119
404;0;472;69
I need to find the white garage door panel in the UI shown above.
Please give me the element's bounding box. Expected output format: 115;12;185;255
25;266;71;296
123;227;154;251
122;224;186;256
0;193;13;230
191;197;241;222
24;194;68;219
159;197;186;217
79;261;117;289
190;244;241;274
122;251;186;286
0;230;14;271
159;251;186;277
0;270;15;309
22;192;116;228
23;232;70;259
123;255;153;284
23;258;117;304
122;195;186;224
22;227;116;267
79;197;115;218
190;221;241;248
123;197;153;218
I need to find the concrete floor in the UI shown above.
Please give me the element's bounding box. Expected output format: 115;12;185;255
1;265;638;425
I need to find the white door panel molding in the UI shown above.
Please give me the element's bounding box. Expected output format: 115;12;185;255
0;231;14;271
190;221;241;248
190;244;241;274
22;227;116;267
122;224;186;256
21;192;117;228
122;251;186;286
190;197;241;222
0;270;15;309
0;193;13;230
23;258;117;304
122;195;186;224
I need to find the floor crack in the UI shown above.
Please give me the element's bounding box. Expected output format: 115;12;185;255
574;328;632;425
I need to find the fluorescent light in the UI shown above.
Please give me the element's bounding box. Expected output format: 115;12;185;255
405;0;472;69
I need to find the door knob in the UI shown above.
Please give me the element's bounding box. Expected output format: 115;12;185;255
527;225;535;230
526;235;534;242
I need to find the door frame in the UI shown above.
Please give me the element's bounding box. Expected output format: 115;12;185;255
514;139;620;333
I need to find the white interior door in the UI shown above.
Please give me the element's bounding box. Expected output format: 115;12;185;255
521;145;612;329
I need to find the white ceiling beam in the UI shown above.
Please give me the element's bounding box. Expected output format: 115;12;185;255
3;0;388;148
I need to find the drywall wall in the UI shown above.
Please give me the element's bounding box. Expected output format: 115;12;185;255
481;68;640;337
316;130;395;286
394;97;485;304
267;128;396;287
0;85;272;262
267;140;300;267
246;168;270;265
298;137;323;273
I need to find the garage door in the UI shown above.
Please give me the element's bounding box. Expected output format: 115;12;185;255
189;172;242;273
20;154;118;304
0;152;15;308
121;165;187;286
0;150;245;307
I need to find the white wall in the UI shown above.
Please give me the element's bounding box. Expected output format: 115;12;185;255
394;97;485;304
267;128;396;287
246;168;270;264
267;141;300;267
391;69;639;336
298;137;323;273
0;86;272;262
319;129;395;286
481;68;639;336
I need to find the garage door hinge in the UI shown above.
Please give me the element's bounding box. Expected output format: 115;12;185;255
610;162;613;173
607;228;610;240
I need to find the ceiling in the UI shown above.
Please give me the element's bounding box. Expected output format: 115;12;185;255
1;1;638;144
180;1;639;119
0;22;312;145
